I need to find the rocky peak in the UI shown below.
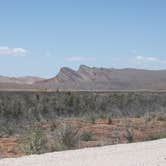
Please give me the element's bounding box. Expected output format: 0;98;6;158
78;65;91;72
57;67;82;81
59;67;76;74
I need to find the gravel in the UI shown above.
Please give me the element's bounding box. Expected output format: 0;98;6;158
0;139;166;166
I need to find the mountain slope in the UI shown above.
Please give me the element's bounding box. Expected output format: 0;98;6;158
0;76;44;85
0;76;44;90
35;65;166;90
1;65;166;91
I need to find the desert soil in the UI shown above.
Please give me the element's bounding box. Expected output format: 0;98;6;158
0;139;166;166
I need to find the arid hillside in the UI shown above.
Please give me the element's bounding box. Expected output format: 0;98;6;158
0;76;44;85
2;66;166;90
35;65;166;90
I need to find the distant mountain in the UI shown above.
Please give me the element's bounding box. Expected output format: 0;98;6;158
34;65;166;91
0;76;44;85
1;66;166;91
0;76;44;90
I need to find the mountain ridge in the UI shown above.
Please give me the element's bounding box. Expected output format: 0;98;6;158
1;65;166;90
0;76;44;85
34;65;166;91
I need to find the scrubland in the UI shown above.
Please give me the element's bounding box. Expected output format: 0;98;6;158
0;91;166;157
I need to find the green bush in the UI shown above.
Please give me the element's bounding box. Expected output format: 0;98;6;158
0;126;14;137
81;131;93;141
99;113;107;119
54;123;79;151
83;113;98;124
21;125;47;155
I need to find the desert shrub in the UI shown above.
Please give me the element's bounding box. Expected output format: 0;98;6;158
54;123;80;151
98;113;113;124
0;126;14;137
107;116;113;125
67;94;74;107
90;116;96;124
21;125;47;155
120;118;133;128
50;120;59;132
157;116;166;121
135;114;141;118
81;131;93;141
124;128;134;143
156;114;166;121
148;132;166;140
111;129;121;144
83;113;98;124
144;112;156;122
99;113;107;119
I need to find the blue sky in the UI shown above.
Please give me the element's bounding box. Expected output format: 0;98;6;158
0;0;166;78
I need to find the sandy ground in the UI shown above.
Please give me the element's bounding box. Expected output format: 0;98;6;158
0;139;166;166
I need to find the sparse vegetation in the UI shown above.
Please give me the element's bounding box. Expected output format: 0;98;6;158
124;128;134;143
83;113;98;124
53;123;80;151
1;91;166;128
0;126;13;137
81;131;93;141
50;120;58;132
107;116;113;125
148;132;166;141
156;114;166;121
0;91;166;157
21;124;47;155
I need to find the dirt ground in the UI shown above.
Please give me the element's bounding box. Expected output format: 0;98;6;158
1;139;166;166
0;117;166;158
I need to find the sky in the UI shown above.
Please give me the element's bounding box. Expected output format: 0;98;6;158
0;0;166;78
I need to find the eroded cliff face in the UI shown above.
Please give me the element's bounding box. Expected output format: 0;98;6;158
0;91;166;129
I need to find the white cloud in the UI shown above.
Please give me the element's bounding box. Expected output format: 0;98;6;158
136;56;166;64
130;49;137;55
0;46;27;56
136;56;143;60
66;56;95;62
